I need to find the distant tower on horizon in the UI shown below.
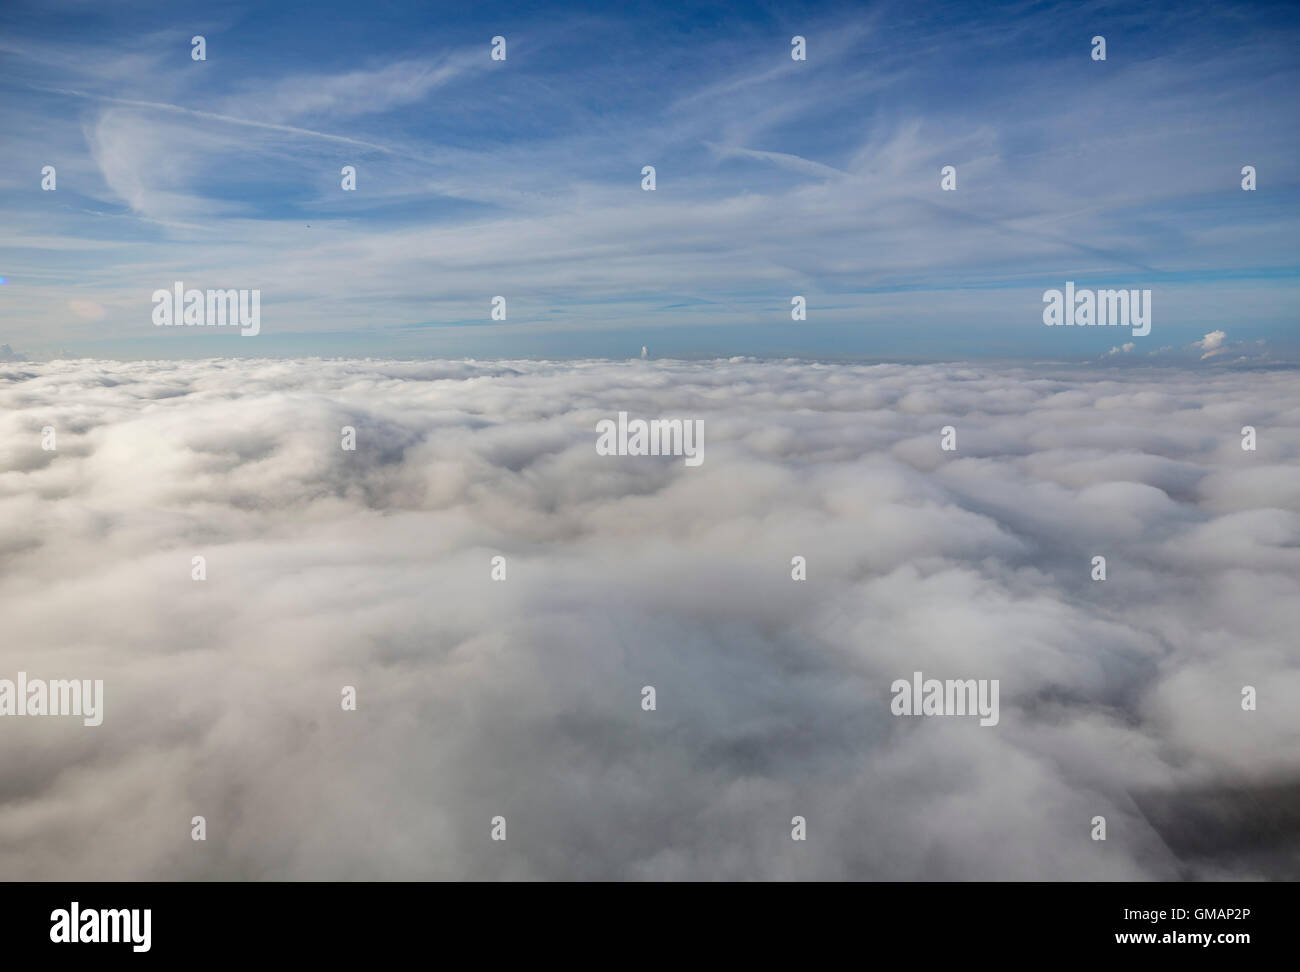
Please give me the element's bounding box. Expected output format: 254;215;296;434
641;346;648;359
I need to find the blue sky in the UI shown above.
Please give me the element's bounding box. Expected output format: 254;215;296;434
1;0;1297;361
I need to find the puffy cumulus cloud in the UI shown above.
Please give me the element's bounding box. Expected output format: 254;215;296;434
1192;329;1233;360
1196;330;1228;352
0;357;1298;881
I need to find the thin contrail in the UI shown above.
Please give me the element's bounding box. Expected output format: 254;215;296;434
39;86;397;153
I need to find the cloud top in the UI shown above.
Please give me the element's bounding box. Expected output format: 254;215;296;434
0;357;1297;879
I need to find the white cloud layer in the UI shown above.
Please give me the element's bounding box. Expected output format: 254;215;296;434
0;357;1297;879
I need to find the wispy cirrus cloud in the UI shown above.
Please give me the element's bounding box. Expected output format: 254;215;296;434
0;0;1296;358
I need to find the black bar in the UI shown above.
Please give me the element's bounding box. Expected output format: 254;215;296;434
1;881;1289;959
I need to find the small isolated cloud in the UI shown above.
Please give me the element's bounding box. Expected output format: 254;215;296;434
1194;330;1229;359
1139;333;1268;364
